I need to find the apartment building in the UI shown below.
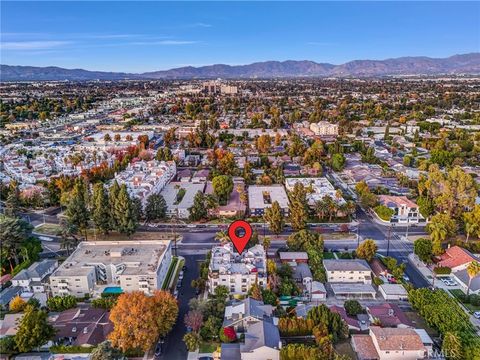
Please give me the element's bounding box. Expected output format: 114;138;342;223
285;177;346;207
11;260;58;293
113;160;176;206
324;259;373;284
208;243;267;295
248;185;290;216
49;240;172;297
310;121;339;136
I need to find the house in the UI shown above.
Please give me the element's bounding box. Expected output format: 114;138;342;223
208;244;267;296
366;303;413;328
0;286;22;310
0;313;23;337
49;240;172;298
192;169;210;183
284;177;346;210
378;195;423;224
248;185;290;217
324;259;372;284
379;284;408;301
221;320;281;360
11;260;58;293
438;246;480;295
223;298;274;333
161;182;206;219
293;263;313;288
309;281;327;301
330;283;377;299
329;305;366;331
278;252;308;265
351;327;427;360
50;307;113;347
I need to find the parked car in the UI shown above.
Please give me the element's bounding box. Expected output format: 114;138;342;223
402;275;410;282
473;311;480;319
155;343;163;356
182;265;187;271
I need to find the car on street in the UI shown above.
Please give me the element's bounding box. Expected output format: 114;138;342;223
155;342;163;356
473;311;480;319
402;275;410;282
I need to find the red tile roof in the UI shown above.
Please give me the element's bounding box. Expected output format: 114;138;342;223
438;246;479;269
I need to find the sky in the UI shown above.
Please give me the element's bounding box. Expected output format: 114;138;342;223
1;1;479;73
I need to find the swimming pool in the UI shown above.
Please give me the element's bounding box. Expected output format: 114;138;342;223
102;286;123;294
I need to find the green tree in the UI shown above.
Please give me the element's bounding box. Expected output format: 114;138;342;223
183;332;200;352
14;305;55;352
189;192;208;221
65;179;90;239
0;336;17;355
144;193;167;222
442;332;463;360
356;239;378;261
466;261;480;296
414;238;433;264
0;215;33;272
91;183;111;235
109;181;120;229
59;219;79;255
5;181;21;218
212;175;234;205
463;205;480;242
331;153;346;171
344;300;363;316
288;183;308;231
90;341;125;360
113;184;138;236
427;213;457;255
263;201;284;235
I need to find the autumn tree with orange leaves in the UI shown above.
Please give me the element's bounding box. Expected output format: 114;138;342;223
109;291;178;352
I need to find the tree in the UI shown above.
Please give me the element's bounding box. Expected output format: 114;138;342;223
9;295;27;313
184;310;203;332
219;326;236;343
263;201;284;235
0;215;33;272
289;183;308;231
0;336;17;355
183;332;200;352
331;153;346;171
109;291;178;352
427;213;457;255
442;332;463;360
463;205;480;242
145;193;167;222
248;280;263;301
47;295;77;311
14;305;55;352
256;134;271;153
65;179;90;239
263;236;271;252
212;175;234;205
414;238;433;264
466;261;480;296
109;181;120;229
356;239;378;261
131;197;143;223
91;183;111;235
113;184;137;236
90;341;125;360
189;192;208;221
59;219;79;255
5;181;21;218
344;300;363;316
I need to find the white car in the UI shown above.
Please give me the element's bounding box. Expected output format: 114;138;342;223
474;311;480;319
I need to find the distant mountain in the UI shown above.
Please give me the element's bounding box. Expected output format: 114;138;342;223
2;53;479;81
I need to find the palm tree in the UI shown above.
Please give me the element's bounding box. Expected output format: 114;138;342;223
466;261;480;296
263;236;271;252
463;212;479;243
314;200;328;220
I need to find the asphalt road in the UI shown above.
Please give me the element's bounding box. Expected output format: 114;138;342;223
160;254;202;360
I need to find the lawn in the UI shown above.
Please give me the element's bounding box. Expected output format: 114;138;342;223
324;232;356;241
199;342;219;353
162;256;178;290
34;223;62;236
323;252;336;259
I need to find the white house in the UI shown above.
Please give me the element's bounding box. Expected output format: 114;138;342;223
11;260;58;293
324;259;373;284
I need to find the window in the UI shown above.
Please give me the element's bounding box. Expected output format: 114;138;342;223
242;279;247;283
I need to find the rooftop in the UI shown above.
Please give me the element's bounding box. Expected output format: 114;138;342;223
248;185;289;209
51;240;170;277
324;259;372;272
210;243;266;275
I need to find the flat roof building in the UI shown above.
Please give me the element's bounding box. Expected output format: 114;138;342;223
248;185;290;216
50;240;172;298
160;181;206;219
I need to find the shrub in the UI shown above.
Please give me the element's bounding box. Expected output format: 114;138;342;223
219;327;236;343
9;295;27;313
434;266;452;275
344;300;364;316
50;345;93;354
47;295;77;312
373;277;384;286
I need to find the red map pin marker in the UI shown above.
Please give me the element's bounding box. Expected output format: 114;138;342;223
228;220;253;255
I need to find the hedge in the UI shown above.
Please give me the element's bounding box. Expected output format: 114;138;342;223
433;266;452;275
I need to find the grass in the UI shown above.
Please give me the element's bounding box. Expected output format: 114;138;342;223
199;341;219;353
324;233;356;241
449;289;480;312
85;230;173;241
34;223;62;236
169;257;185;290
323;252;336;259
162;256;178;290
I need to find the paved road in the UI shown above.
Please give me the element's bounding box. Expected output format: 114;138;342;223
159;254;202;360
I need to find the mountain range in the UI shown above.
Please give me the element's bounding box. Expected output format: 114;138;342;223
1;53;479;81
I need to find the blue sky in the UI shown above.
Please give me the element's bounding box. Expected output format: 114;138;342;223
1;1;479;72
